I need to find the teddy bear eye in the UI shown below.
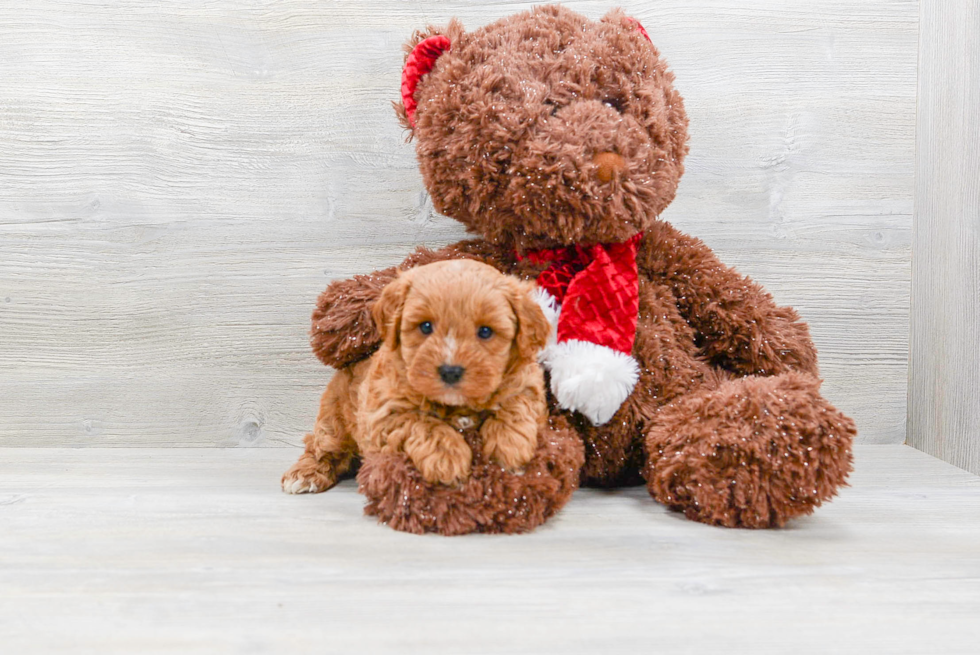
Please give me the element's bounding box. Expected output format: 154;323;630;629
419;321;433;335
477;326;494;340
603;98;625;113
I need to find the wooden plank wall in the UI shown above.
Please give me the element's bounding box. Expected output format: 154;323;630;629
0;1;917;447
909;2;980;474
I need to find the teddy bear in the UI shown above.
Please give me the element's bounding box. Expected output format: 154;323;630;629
307;4;856;531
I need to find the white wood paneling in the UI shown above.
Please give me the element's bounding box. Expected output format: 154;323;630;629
909;1;980;474
0;1;916;446
1;445;978;653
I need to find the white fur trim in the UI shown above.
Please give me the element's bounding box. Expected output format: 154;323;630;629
531;287;561;346
539;339;639;426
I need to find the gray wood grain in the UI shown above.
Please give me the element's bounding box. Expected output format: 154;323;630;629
0;1;916;447
0;445;978;654
908;1;980;475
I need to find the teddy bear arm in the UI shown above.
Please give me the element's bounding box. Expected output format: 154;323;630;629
637;224;819;377
310;267;399;368
707;290;817;378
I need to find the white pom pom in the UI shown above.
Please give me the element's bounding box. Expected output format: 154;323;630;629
539;339;639;426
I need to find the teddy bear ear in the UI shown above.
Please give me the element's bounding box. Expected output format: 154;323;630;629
624;17;652;43
602;9;653;43
398;34;452;129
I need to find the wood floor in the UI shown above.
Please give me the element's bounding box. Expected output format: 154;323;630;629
1;445;978;654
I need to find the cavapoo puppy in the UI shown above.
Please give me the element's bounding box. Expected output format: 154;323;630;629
282;259;551;493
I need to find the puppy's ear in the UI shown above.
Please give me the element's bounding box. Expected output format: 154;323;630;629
371;273;412;350
507;279;551;361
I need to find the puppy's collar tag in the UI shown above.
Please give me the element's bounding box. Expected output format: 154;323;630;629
446;409;493;431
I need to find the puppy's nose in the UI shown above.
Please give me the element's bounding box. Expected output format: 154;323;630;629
593;151;626;183
438;365;465;385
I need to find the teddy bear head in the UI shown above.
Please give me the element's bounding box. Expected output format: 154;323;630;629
396;4;689;252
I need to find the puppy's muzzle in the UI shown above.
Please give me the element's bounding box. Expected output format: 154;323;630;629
437;365;465;385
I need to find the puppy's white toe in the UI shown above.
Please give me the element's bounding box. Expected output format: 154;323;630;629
282;477;317;494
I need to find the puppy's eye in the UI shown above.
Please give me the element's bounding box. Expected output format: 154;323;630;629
419;321;433;335
477;326;494;340
602;97;625;113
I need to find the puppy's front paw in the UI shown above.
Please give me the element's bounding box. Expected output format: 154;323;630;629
281;455;337;494
404;423;472;486
481;418;537;472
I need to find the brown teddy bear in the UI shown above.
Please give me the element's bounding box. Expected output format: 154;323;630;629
304;4;856;531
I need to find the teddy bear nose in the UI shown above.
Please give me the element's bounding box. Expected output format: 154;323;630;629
438;365;465;385
593;151;626;183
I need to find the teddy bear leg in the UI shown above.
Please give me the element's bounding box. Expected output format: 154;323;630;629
282;369;360;494
642;371;856;528
357;414;585;535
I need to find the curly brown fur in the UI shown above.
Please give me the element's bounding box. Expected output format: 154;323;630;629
306;5;855;528
284;260;555;504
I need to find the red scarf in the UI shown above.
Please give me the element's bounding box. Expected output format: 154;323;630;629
521;232;642;356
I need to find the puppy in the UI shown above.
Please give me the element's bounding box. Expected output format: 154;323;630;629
282;259;551;493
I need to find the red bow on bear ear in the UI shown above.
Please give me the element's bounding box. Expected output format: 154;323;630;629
401;35;451;127
624;16;652;43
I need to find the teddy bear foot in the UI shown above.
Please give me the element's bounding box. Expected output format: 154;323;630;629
356;415;584;535
643;371;856;528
